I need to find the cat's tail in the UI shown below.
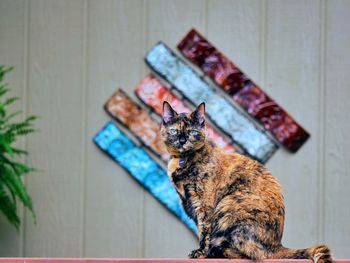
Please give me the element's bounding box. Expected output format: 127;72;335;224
273;244;334;263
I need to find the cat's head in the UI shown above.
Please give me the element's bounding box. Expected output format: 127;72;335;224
161;101;206;155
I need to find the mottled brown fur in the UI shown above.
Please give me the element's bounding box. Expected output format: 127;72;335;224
161;101;334;263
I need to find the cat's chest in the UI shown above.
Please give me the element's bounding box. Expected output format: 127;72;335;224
168;157;202;178
167;157;206;196
168;157;208;221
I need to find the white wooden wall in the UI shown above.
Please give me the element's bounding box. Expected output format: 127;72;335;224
0;0;349;259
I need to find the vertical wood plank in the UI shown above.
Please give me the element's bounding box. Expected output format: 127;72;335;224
144;0;205;257
84;0;145;257
265;0;321;248
0;0;27;256
24;0;85;257
146;0;206;48
324;0;350;258
207;0;263;82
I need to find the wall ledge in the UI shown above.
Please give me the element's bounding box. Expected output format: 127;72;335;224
0;259;349;263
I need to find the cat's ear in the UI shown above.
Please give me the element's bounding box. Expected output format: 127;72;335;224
162;101;177;124
191;102;205;126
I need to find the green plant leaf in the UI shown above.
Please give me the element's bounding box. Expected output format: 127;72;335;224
0;189;20;230
3;96;19;106
0;165;34;212
0;65;36;229
10;147;28;156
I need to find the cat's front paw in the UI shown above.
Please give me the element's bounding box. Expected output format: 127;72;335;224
188;248;206;258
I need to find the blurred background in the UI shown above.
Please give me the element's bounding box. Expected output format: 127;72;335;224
0;0;349;259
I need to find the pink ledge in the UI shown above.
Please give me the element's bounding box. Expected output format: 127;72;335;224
0;259;349;263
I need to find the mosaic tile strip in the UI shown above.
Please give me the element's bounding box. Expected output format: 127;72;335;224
178;29;310;152
134;75;237;154
145;42;278;163
105;89;169;162
94;122;197;235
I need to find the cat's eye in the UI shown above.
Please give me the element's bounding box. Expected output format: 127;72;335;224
189;130;199;136
169;129;178;136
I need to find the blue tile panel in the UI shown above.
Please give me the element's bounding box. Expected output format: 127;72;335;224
145;42;278;163
94;122;197;235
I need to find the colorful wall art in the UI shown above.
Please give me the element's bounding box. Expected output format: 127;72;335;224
94;29;310;235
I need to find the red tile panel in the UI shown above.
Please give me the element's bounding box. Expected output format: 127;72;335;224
178;29;310;152
135;75;237;154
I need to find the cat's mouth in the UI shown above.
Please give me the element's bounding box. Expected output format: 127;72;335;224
175;145;189;152
165;141;192;154
177;141;193;151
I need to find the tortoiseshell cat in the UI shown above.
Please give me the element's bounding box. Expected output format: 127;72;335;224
161;101;333;263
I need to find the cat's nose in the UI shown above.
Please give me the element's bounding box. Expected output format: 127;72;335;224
179;137;186;145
